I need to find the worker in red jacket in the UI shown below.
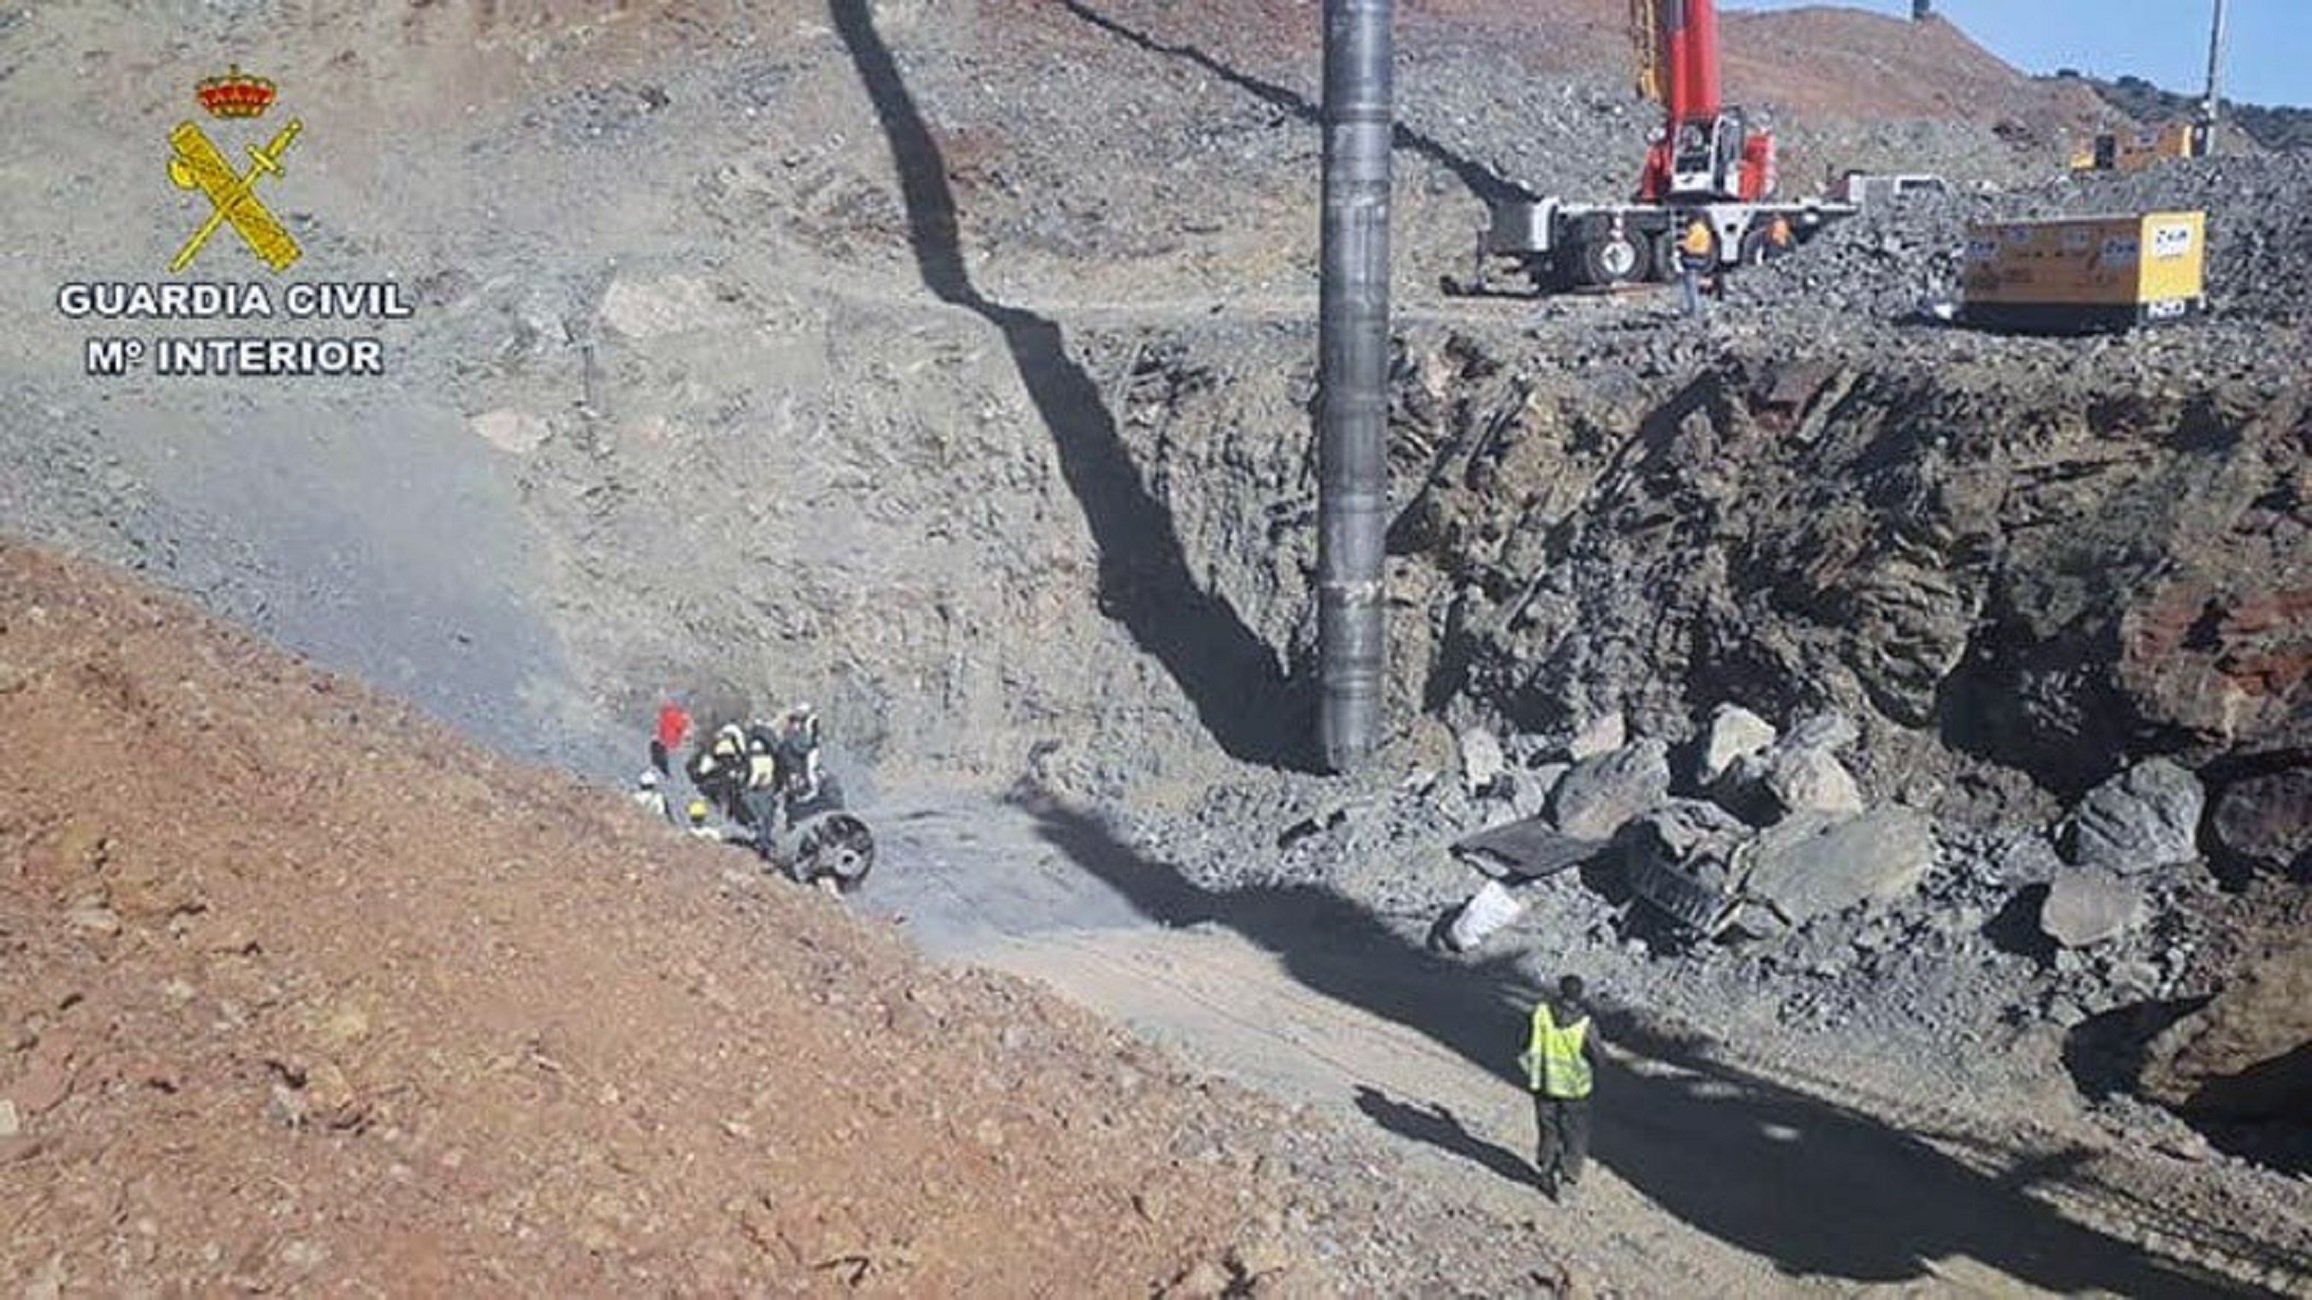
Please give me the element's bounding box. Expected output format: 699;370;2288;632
651;696;692;777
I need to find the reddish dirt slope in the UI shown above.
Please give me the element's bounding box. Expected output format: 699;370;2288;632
1722;8;2109;127
0;542;1359;1294
1045;0;2106;131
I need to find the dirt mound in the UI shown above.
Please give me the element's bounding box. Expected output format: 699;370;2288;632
0;541;1561;1294
1722;8;2105;128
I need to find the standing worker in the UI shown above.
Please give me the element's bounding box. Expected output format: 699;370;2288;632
652;695;692;777
1764;213;1793;261
1521;974;1602;1202
773;703;828;819
1678;215;1714;318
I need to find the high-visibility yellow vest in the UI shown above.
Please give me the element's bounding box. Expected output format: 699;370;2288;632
1680;222;1713;258
1521;1003;1593;1099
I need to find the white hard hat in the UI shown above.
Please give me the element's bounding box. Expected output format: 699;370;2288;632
638;770;661;788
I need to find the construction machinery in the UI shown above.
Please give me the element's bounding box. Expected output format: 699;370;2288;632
2069;121;2213;174
1961;211;2208;333
1463;0;1852;293
2071;0;2227;173
1835;171;1948;212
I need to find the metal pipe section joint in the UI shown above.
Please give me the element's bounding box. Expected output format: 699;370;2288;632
1317;0;1393;772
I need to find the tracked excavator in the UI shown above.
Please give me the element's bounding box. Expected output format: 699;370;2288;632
1463;0;1854;293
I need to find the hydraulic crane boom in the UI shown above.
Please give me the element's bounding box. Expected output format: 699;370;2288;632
1661;0;1721;125
1634;0;1772;204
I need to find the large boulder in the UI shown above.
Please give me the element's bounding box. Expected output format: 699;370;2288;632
2211;768;2312;878
1549;738;1671;841
1781;710;1860;755
1457;726;1507;798
2037;870;2145;949
2140;938;2312;1122
1762;747;1866;819
2061;758;2205;874
1742;807;1935;930
1565;710;1627;762
1694;703;1777;787
1710;713;1866;825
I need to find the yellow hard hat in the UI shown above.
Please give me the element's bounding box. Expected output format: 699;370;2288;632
686;799;709;822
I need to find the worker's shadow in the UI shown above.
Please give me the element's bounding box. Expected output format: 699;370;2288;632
830;0;1313;771
1353;1085;1540;1190
1008;785;2265;1295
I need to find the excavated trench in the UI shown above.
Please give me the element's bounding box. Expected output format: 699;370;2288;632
1067;316;2309;1146
1098;318;2308;830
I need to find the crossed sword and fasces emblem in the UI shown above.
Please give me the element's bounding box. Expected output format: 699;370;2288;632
166;117;303;273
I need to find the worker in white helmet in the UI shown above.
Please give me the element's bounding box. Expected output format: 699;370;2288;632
632;769;669;822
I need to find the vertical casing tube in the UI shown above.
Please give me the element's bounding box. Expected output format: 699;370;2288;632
2203;0;2229;126
1317;0;1393;772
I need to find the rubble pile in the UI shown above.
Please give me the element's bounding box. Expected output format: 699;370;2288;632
1750;151;2312;327
1101;187;2310;1157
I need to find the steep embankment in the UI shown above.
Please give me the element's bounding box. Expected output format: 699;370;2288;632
0;541;1575;1294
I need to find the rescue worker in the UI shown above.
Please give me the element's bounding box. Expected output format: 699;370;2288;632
688;722;749;817
1764;213;1794;261
684;798;722;840
1677;215;1715;318
652;695;691;777
736;722;783;853
1521;974;1602;1203
632;769;669;821
773;703;827;819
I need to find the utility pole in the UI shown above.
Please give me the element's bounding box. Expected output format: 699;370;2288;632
1316;0;1393;773
2202;0;2230;126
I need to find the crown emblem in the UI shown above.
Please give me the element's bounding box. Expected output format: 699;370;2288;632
196;65;276;119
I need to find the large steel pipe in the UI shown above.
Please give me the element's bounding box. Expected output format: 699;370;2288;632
1317;0;1394;771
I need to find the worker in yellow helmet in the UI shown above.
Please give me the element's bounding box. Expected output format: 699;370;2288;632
684;798;722;841
1678;215;1715;318
1520;974;1602;1202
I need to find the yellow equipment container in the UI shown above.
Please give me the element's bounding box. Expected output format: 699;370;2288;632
1961;211;2207;333
2069;122;2212;173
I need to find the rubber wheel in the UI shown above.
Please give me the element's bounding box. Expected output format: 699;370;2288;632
1649;231;1679;284
1579;232;1648;288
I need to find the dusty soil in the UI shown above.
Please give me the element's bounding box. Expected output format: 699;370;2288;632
0;541;1574;1296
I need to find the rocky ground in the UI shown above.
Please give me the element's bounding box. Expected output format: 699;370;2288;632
2;0;2307;1292
0;540;1588;1295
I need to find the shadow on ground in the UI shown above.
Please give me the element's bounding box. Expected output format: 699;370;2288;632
1355;1085;1539;1190
831;0;1312;770
1054;0;1533;207
1005;782;2253;1295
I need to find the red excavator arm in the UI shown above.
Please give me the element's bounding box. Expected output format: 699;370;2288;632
1633;0;1774;204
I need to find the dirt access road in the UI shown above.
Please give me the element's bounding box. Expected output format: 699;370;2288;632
862;789;2310;1297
